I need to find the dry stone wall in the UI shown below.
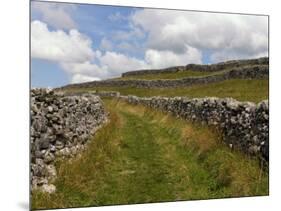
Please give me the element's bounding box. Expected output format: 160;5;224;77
31;89;107;193
122;57;269;76
61;64;268;89
118;95;269;162
65;91;120;98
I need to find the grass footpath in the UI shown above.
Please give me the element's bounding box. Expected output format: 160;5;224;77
65;79;269;103
32;99;269;210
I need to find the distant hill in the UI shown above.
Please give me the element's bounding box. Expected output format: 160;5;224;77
121;57;268;77
59;57;269;103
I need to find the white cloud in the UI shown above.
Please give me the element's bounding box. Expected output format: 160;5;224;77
31;20;103;83
32;1;76;30
131;9;268;62
145;46;202;69
31;20;95;63
71;74;101;84
99;51;148;74
60;61;109;80
112;27;145;41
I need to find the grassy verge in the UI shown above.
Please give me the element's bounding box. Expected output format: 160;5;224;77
32;99;268;210
65;79;269;103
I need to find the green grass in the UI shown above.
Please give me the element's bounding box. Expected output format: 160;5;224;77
113;70;225;80
32;99;268;210
65;79;269;103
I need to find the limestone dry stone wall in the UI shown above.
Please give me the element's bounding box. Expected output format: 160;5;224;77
118;95;269;162
31;89;107;193
122;57;269;77
64;90;120;98
61;64;268;89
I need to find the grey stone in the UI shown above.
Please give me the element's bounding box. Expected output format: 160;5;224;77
44;152;55;163
39;139;49;150
249;145;261;154
55;141;64;149
31;88;107;193
46;165;57;179
47;106;53;113
35;150;44;158
41;184;56;194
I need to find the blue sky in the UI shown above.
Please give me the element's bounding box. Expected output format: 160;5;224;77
31;59;69;88
31;0;268;88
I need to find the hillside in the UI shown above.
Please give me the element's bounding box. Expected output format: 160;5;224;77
121;57;268;77
60;57;268;89
60;57;269;103
64;79;268;103
114;69;226;80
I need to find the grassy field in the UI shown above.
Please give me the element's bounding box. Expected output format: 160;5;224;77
113;70;225;80
65;79;269;103
32;99;268;210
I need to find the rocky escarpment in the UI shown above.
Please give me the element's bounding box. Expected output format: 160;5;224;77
118;95;269;162
122;57;269;77
31;89;107;193
60;58;268;90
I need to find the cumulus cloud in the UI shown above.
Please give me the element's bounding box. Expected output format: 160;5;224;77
145;46;202;69
131;9;268;62
60;61;103;77
99;51;147;73
71;74;101;84
112;27;145;41
31;20;102;83
31;20;95;63
31;1;76;30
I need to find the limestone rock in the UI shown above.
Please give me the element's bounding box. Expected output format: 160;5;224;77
31;88;107;193
41;184;56;194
